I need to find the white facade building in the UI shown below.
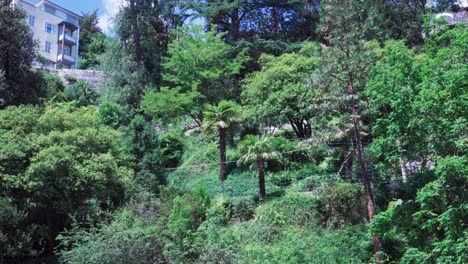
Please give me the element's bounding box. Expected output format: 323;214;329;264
12;0;82;69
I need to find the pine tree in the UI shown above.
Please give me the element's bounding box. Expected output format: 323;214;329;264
317;0;383;256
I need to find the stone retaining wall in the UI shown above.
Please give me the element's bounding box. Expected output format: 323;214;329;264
56;69;108;91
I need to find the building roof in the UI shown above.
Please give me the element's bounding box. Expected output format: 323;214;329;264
33;0;82;20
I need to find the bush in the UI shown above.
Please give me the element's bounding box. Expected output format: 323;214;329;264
240;226;372;264
164;188;211;263
98;101;127;129
374;156;468;263
315;181;368;228
58;210;165;264
124;115;166;193
43;73;66;101
205;196;257;226
255;192;319;228
64;81;98;106
0;198;44;260
160;131;185;168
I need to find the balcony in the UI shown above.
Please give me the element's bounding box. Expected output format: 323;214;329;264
57;53;75;66
59;33;77;46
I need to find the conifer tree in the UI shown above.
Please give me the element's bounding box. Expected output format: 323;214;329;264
317;0;383;256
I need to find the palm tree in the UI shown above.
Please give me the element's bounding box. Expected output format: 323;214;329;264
237;135;281;202
202;100;242;184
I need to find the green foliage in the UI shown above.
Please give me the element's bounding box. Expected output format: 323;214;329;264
255;192;319;228
123;115;166;193
78;9;107;69
144;25;249;123
237;135;282;167
142;87;203;125
98;101;128;129
374;157;467;263
0;1;47;107
202;100;243;134
0;105;132;254
242;42;322;138
198;193;372;264
58;209;164;264
43;73;66;100
79;33;107;70
315;182;368;228
99;39;147;109
164;188;210;263
64;80;98;106
368;25;467;174
0;197;43;259
238;226;372;264
160;131;185;168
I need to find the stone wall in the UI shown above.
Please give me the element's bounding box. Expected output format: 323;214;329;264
56;69;108;91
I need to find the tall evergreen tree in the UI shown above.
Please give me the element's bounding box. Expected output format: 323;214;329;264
101;0;183;109
0;0;46;107
78;9;107;69
317;0;383;256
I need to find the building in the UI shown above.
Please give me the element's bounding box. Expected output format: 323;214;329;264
12;0;82;69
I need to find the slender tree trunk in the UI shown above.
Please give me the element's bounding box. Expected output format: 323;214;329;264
343;139;353;182
228;128;235;148
231;8;240;41
271;5;279;33
257;158;266;202
129;0;142;65
219;127;227;183
342;34;382;255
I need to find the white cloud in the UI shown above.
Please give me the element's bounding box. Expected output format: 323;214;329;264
98;0;126;34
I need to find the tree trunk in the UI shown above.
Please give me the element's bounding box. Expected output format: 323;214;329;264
289;118;312;139
271;5;279;34
343;139;353;182
219;127;227;183
129;0;142;65
342;28;382;255
257;158;266;202
230;8;240;41
228;128;235;148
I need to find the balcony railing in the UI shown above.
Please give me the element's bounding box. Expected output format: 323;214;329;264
58;33;77;46
57;53;75;66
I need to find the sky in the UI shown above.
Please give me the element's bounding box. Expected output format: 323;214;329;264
25;0;125;33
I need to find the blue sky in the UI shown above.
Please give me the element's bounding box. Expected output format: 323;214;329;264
25;0;124;33
25;0;102;15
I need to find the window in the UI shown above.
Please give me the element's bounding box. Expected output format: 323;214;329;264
28;15;35;26
45;41;51;53
45;23;54;33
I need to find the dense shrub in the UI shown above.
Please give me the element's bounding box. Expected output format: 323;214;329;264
58;210;165;264
98;101;128;129
240;226;372;264
160;131;185;168
255;192;319;228
316;181;368;228
124;115;166;193
64;80;98;106
0;198;44;260
374;156;468;263
43;73;66;101
164;188;211;263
